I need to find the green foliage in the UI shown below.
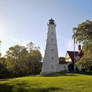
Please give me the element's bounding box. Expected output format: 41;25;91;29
76;41;92;71
0;73;92;92
82;40;92;55
0;57;9;79
73;20;92;43
0;58;7;74
77;55;92;71
73;20;92;71
0;42;42;78
27;42;40;52
5;45;28;74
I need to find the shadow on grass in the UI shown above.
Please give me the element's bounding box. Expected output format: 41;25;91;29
41;71;92;77
76;72;92;76
40;72;78;77
28;87;64;92
0;84;13;92
0;83;64;92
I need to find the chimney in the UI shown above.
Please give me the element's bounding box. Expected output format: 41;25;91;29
78;45;81;51
78;45;83;58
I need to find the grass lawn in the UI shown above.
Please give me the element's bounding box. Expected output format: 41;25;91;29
0;72;92;92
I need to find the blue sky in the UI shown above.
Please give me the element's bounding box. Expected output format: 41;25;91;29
0;0;92;57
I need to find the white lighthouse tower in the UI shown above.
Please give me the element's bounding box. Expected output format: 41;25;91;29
41;19;59;74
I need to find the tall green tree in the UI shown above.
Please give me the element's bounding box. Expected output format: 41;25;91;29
0;57;7;74
27;42;42;74
27;42;40;52
73;20;92;43
5;43;42;76
5;45;28;74
73;20;92;71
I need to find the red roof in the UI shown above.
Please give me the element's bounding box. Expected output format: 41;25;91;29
67;51;83;63
59;50;83;65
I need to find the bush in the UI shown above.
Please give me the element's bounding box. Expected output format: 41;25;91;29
77;55;92;72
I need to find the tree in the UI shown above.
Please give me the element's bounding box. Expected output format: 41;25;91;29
0;57;7;74
73;20;92;71
77;55;92;72
73;20;92;43
5;43;42;76
82;41;92;55
6;45;28;59
27;42;34;52
27;42;40;52
5;45;28;74
28;50;42;74
26;42;42;74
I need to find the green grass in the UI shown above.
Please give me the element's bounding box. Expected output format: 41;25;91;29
0;72;92;92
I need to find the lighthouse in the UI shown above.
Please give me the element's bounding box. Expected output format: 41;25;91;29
41;19;59;74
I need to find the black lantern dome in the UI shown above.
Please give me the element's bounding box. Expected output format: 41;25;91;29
49;18;55;24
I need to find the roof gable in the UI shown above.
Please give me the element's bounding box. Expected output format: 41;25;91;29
67;51;79;63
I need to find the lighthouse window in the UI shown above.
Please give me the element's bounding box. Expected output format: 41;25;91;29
51;31;54;34
51;38;53;41
51;57;54;60
51;49;54;51
51;26;53;29
51;65;54;69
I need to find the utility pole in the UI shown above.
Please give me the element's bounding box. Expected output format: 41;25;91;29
74;38;76;72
